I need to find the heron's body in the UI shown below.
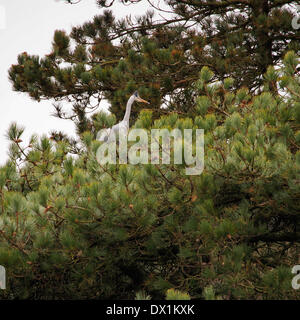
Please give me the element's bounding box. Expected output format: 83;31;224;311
99;91;149;143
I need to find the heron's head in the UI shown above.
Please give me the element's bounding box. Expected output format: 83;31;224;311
133;91;150;104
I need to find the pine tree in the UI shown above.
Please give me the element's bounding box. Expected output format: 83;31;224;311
1;52;299;299
8;0;300;131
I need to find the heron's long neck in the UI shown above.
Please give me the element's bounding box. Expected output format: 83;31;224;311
123;95;134;123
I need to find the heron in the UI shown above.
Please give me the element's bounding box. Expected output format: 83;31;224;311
98;91;149;143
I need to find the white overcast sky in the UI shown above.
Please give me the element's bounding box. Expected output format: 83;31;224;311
0;0;152;165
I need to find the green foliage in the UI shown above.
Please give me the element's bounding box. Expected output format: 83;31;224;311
196;96;211;115
165;289;191;300
8;1;300;126
203;286;216;300
3;0;300;299
53;30;70;56
135;291;152;300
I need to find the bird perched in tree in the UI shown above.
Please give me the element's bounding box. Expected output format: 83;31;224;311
98;91;149;143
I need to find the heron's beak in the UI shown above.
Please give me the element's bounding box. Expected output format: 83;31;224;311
137;97;150;104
